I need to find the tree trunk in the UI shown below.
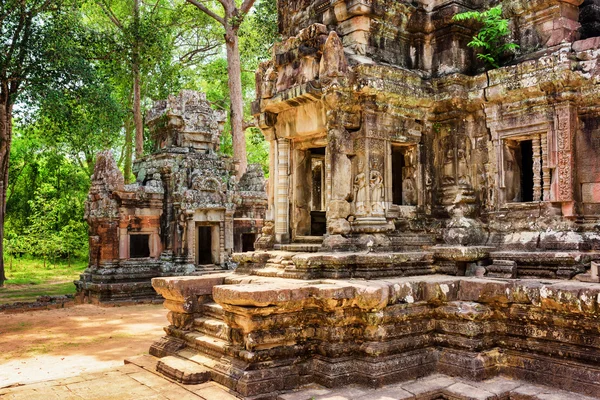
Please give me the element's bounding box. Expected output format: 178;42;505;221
0;96;13;286
225;28;248;178
133;66;143;158
133;0;144;158
124;114;134;183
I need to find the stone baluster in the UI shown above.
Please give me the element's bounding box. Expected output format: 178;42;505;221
541;132;551;201
532;134;542;201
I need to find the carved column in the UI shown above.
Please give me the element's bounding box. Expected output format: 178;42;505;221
186;212;194;263
275;137;290;242
541;132;551;201
532;134;542;201
553;102;576;203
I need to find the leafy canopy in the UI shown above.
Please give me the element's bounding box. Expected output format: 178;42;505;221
452;5;519;69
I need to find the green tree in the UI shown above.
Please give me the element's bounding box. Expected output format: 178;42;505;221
185;0;260;178
453;5;519;69
5;132;90;267
0;0;110;285
88;0;186;181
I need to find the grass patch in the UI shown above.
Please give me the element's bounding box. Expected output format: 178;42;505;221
0;257;87;304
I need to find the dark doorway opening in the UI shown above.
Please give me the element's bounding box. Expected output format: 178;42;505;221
520;140;534;202
242;233;256;252
197;226;213;264
310;147;326;156
392;146;405;205
130;234;150;258
310;211;326;236
312;164;322;211
309;147;326;236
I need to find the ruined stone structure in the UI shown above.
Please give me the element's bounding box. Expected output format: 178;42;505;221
147;1;600;398
75;91;266;304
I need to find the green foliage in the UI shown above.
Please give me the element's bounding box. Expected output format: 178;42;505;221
247;128;269;175
5;133;89;263
452;5;519;69
2;0;280;268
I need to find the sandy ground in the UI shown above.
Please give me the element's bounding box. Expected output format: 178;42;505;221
0;304;167;388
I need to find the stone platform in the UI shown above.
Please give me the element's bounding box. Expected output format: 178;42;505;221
149;272;600;398
1;359;596;400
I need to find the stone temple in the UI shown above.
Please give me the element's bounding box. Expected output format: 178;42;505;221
75;91;267;304
143;0;600;398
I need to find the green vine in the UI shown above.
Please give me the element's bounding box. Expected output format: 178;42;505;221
453;5;519;69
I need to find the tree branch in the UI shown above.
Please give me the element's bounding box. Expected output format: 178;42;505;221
179;43;221;64
239;0;257;17
185;0;225;26
96;0;124;30
243;119;256;131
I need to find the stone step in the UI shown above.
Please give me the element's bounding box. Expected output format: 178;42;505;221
294;235;324;244
276;243;321;252
156;355;211;385
176;348;219;370
192;334;232;358
194;317;231;340
264;262;286;269
201;302;225;319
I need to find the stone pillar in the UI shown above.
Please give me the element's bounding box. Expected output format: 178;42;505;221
119;227;128;259
532;134;542;201
264;128;276;221
553;102;577;214
185;212;194;263
275;137;290;243
224;211;234;257
161;166;174;254
541;132;551;201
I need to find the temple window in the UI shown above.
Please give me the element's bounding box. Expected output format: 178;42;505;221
129;234;150;258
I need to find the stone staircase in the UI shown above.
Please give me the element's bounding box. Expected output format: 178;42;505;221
193;264;227;275
155;301;235;385
275;236;323;253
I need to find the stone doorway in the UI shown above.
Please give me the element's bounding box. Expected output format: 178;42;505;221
196;224;219;265
129;234;150;258
310;147;326;236
292;145;328;239
242;233;256;252
503;138;542;203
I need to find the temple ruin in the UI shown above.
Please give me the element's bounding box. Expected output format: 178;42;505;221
75;91;266;304
142;1;600;398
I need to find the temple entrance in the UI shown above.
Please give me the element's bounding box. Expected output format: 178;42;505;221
519;140;534;202
391;145;418;206
197;226;212;264
129;234;150;258
504;138;538;203
242;233;256;252
292;144;328;239
196;224;220;265
310;147;326;236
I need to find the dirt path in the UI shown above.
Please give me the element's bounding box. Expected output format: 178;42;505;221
0;304;167;388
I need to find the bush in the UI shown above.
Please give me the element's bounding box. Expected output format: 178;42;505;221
453;5;519;69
